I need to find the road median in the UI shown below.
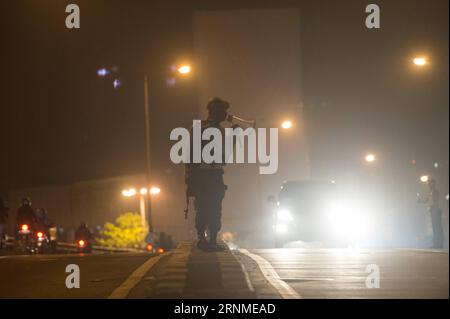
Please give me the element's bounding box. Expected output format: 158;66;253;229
128;241;256;299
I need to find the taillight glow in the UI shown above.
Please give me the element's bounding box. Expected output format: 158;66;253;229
36;232;44;238
146;243;154;251
78;240;85;247
157;247;165;254
21;224;29;231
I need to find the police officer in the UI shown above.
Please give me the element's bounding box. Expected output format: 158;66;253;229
418;178;444;248
75;222;93;242
185;98;232;252
16;197;37;230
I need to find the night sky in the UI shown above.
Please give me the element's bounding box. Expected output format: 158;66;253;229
1;0;448;195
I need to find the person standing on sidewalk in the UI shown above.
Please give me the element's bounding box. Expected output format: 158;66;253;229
185;98;232;252
418;178;444;248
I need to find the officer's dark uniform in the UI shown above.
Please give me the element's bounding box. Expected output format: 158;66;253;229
185;98;230;251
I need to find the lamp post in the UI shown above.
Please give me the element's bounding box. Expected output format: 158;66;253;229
122;186;161;229
142;64;191;233
143;76;153;232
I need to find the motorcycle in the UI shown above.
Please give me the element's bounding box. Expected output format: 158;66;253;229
17;223;51;254
34;229;50;254
17;223;35;253
76;238;92;253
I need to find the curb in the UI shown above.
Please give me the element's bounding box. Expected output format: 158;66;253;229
57;242;144;253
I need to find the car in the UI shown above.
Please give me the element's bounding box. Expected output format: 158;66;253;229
272;180;374;248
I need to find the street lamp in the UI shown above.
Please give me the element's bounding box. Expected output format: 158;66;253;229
281;120;293;129
413;56;427;67
122;186;161;229
150;186;161;195
143;62;191;233
177;64;191;75
98;62;189;233
420;175;429;183
365;153;376;163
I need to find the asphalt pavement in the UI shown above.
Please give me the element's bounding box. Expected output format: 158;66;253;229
0;244;447;299
0;252;151;298
235;247;449;299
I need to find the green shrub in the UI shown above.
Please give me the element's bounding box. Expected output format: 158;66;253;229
97;212;147;249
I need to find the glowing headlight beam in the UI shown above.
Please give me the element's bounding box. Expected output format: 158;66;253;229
277;209;293;222
327;200;371;240
420;175;429;183
274;224;288;234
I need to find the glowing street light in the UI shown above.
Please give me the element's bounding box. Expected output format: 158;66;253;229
413;56;427;67
97;68;109;77
113;78;122;89
177;64;191;75
365;153;376;163
121;187;149;228
281;120;293;129
142;61;191;233
150;186;161;195
121;185;161;228
122;188;137;197
420;175;429;183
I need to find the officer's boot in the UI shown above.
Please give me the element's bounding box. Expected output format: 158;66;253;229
208;231;225;251
196;231;210;251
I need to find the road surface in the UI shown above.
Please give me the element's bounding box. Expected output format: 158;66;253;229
0;245;447;298
0;252;152;298
236;247;449;299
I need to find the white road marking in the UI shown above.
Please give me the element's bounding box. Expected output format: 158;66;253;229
236;256;255;293
238;249;301;299
108;253;168;299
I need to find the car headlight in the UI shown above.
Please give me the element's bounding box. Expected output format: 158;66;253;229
273;224;288;234
327;200;370;239
277;209;293;222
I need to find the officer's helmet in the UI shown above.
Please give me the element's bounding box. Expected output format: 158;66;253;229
207;98;230;113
